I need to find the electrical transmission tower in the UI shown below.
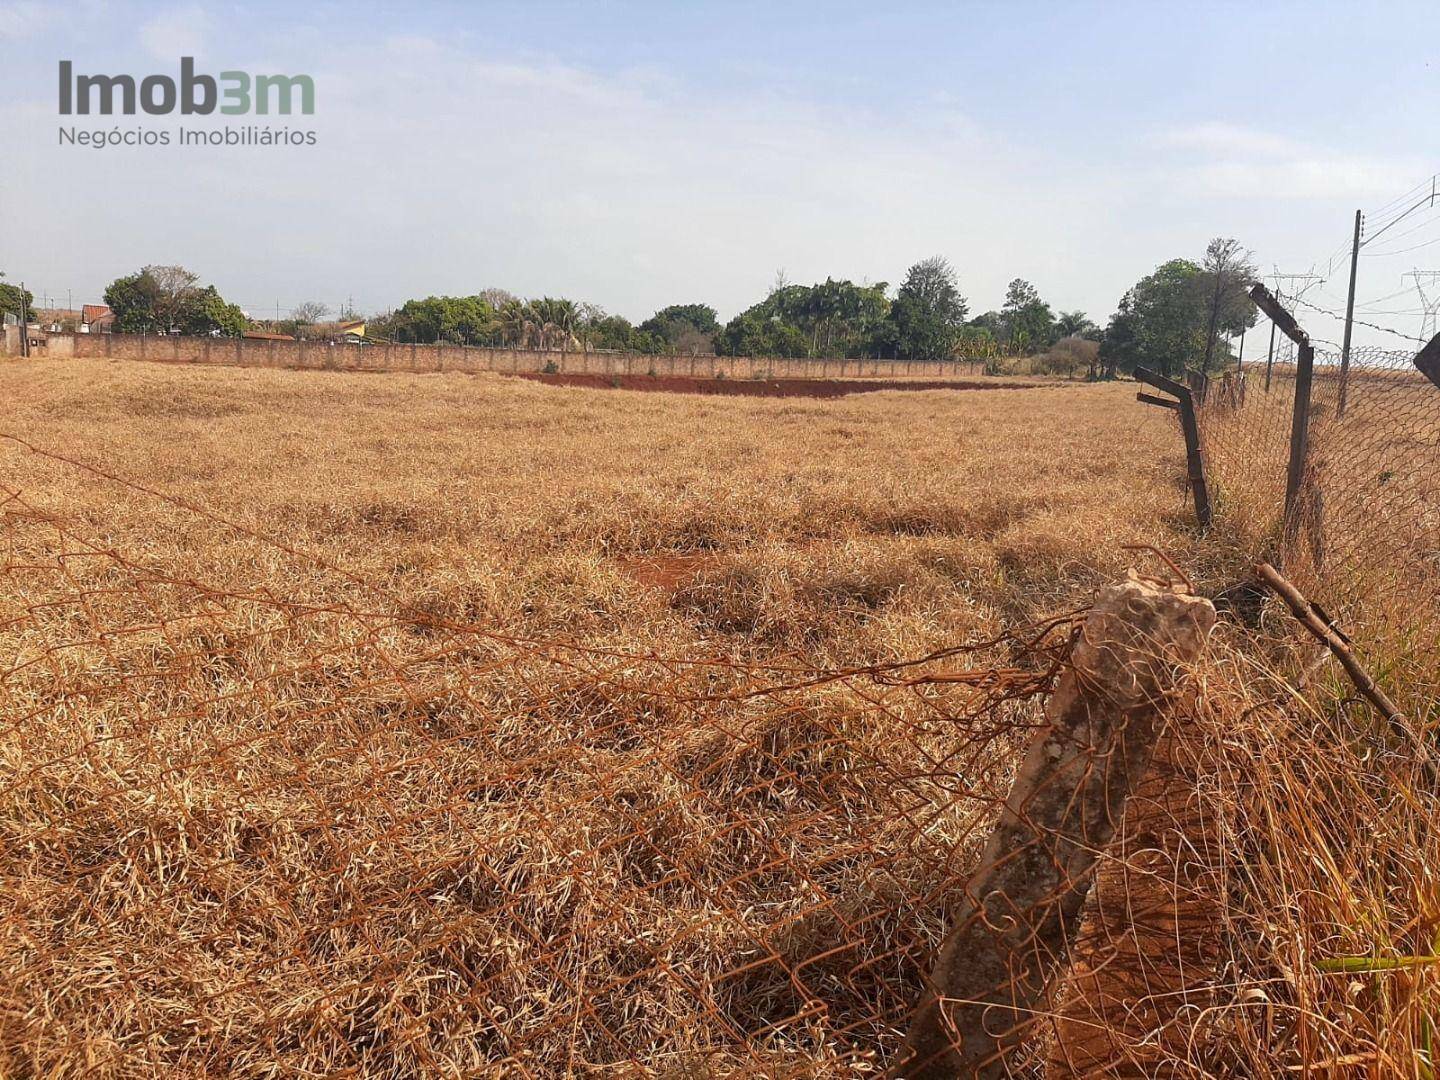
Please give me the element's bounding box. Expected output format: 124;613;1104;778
1259;270;1324;390
1270;269;1323;305
1406;270;1440;341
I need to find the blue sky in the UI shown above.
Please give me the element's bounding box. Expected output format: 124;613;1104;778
3;1;1438;347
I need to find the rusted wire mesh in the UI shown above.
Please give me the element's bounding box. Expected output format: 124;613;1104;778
1195;342;1440;703
0;440;1097;1078
6;419;1436;1077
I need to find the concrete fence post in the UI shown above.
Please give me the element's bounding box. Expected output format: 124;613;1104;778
893;575;1215;1079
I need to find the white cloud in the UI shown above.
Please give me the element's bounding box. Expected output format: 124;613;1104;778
138;4;208;61
1185;158;1406;200
0;1;59;40
1157;121;1420;201
1162;121;1301;158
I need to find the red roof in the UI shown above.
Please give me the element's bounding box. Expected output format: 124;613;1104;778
82;304;112;323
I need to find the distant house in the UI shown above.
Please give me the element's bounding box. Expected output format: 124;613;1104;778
337;319;366;340
81;304;115;333
38;308;83;333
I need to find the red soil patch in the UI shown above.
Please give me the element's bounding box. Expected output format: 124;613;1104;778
614;552;721;592
513;373;1039;398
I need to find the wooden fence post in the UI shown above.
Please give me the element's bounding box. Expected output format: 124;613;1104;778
892;575;1215;1079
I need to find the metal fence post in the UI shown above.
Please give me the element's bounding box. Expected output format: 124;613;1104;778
1247;284;1316;547
1416;331;1440;390
1135;367;1212;531
1284;340;1315;536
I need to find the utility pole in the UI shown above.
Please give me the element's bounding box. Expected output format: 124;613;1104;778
1339;177;1440;402
1338;209;1363;417
19;281;28;358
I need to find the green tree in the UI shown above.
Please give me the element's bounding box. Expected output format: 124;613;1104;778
639;304;720;355
527;297;581;349
640;303;719;336
378;295;497;344
104;271;165;332
0;275;34;322
1198;237;1258;371
715;278;889;359
715;304;811;358
178;286;246;337
887;256;968;360
954;324;998;361
1100;259;1206;378
103;265;243;335
1055;310;1100;340
1000;278;1056;355
1097;295;1140;379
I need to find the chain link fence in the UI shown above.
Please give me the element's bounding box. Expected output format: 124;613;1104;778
1195;337;1440;703
6;359;1433;1076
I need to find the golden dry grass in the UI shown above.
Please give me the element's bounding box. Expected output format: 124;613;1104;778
0;359;1195;1078
2;357;1435;1078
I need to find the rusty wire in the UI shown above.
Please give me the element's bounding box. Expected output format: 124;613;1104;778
0;437;1088;1078
1195;344;1440;713
3;399;1433;1078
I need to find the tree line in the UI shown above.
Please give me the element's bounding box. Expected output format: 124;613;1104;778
6;239;1257;380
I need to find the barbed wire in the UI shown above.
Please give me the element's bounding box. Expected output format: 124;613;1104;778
1284;294;1430;344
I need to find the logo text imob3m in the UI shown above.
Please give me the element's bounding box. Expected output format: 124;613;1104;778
59;58;314;115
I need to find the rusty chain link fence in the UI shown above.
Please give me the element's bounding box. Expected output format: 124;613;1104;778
5;354;1435;1076
1194;335;1440;704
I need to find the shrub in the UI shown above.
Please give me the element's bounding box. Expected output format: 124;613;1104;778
1032;336;1099;379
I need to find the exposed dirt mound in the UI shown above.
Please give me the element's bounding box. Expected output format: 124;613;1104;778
513;372;1040;397
614;552;721;591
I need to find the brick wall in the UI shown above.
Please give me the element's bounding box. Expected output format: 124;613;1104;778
21;331;967;379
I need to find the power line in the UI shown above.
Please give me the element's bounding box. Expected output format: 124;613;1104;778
1288;293;1429;344
1364;174;1438;227
1405;270;1440;341
1362;232;1440;258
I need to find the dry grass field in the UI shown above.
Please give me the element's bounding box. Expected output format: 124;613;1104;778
0;360;1195;657
1;357;1435;1077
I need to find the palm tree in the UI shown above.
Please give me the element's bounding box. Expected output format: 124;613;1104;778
1055;310;1098;339
497;300;532;348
